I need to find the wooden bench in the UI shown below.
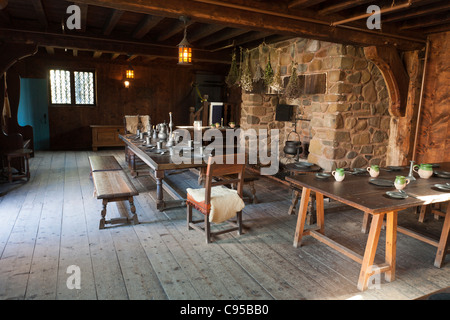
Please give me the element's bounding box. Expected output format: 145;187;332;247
92;170;139;229
88;155;122;174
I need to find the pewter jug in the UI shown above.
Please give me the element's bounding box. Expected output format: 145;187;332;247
158;123;168;140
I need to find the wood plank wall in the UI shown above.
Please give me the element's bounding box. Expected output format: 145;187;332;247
14;55;228;150
415;31;450;163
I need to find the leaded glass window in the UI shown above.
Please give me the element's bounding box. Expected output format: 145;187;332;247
49;69;96;106
49;69;71;104
74;71;95;105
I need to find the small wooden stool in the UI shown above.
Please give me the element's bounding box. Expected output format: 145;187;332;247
3;148;32;183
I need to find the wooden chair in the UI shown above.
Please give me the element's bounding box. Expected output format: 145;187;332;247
186;155;246;243
123;115;150;134
1;68;34;178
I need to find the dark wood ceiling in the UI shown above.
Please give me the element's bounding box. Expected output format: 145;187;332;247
1;0;449;65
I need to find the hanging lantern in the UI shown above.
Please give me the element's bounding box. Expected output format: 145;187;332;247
126;65;134;80
177;16;192;65
124;62;134;88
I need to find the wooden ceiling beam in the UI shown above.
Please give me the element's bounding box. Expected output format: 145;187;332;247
232;31;273;47
77;3;88;32
420;23;450;34
156;19;194;42
288;0;326;9
93;51;102;58
111;52;120;59
127;54;138;61
383;2;450;23
0;28;231;63
400;13;450;30
103;8;124;35
30;0;48;28
72;0;425;50
318;0;373;16
188;24;226;43
132;15;164;39
196;28;250;48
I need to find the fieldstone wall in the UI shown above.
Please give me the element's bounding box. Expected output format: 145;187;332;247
240;38;390;172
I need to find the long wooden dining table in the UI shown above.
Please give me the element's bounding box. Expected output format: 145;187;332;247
286;163;450;291
119;134;207;211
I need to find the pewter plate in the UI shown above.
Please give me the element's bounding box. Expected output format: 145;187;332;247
434;184;450;191
315;173;331;179
435;171;450;179
295;162;314;167
369;178;394;187
386;191;408;199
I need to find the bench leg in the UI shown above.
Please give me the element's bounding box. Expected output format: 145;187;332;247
129;196;136;214
128;196;138;225
100;199;108;229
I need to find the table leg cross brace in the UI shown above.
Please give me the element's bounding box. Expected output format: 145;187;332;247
293;187;397;291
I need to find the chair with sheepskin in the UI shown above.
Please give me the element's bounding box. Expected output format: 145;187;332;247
186;154;246;243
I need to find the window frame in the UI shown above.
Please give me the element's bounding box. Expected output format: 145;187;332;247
48;68;97;107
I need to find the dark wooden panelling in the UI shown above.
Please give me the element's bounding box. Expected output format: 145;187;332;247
14;56;216;150
415;31;450;163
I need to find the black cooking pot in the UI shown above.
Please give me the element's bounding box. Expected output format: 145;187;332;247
284;131;302;155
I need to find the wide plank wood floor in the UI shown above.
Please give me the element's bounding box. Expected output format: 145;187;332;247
0;150;448;300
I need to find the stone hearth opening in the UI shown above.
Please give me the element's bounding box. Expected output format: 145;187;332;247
239;38;390;174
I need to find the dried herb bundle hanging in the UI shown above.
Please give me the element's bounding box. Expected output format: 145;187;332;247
240;49;253;92
264;51;274;86
270;49;283;92
253;44;263;82
253;62;263;82
270;66;283;92
225;49;239;87
284;63;301;99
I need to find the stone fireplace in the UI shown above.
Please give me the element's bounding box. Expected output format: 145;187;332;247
239;38;390;172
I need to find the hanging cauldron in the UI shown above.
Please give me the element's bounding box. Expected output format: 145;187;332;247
283;131;303;161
